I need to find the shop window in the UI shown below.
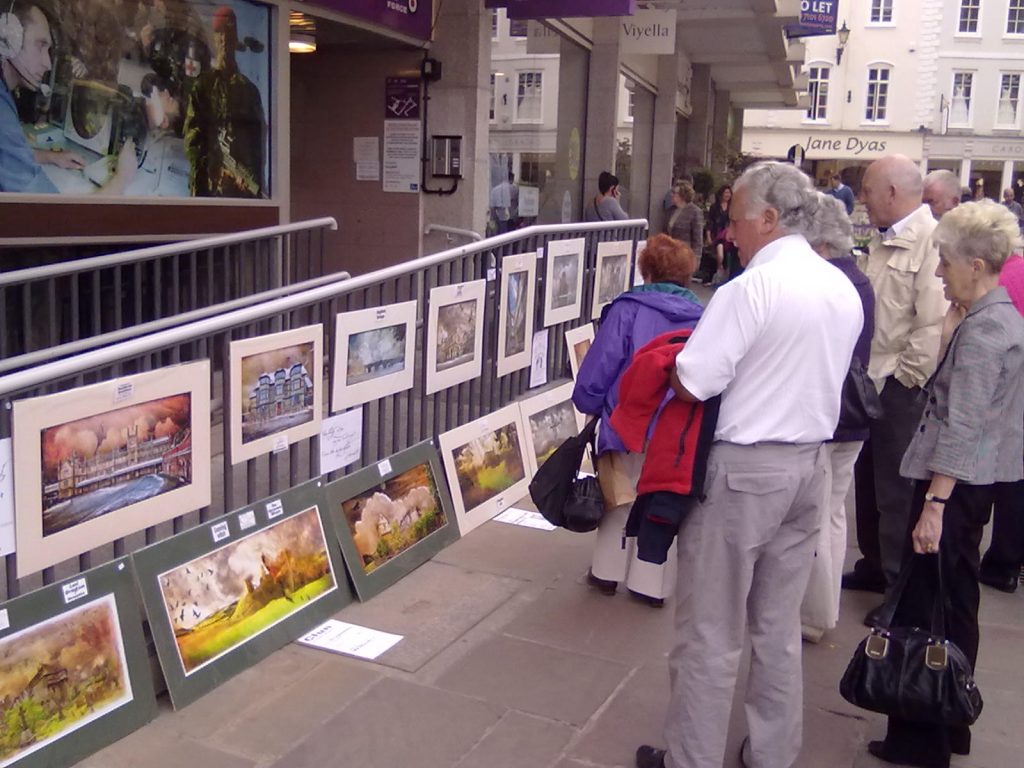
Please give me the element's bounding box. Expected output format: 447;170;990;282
958;0;980;34
870;0;893;24
1009;0;1024;34
626;88;635;122
520;158;540;185
951;71;974;126
515;71;543;122
865;66;890;122
509;19;529;38
806;65;830;121
998;73;1021;126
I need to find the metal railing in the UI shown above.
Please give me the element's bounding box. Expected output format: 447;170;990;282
0;217;337;360
0;218;648;601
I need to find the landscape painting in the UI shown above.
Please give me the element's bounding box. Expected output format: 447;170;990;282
156;506;336;675
0;595;132;768
496;251;537;378
550;254;580;310
528;402;578;470
39;394;193;538
543;238;585;327
591;240;634;319
332;301;417;412
347;324;407;385
426;281;486;395
436;300;478;372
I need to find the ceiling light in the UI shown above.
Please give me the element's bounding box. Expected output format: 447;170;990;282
289;32;316;53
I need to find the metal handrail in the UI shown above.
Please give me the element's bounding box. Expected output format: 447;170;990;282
424;224;484;242
0;219;648;398
0;217;338;285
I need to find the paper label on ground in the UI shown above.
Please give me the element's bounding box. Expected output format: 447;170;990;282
494;507;557;531
297;619;403;660
320;409;363;474
0;438;13;555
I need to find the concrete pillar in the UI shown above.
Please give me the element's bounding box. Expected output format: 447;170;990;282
583;18;622;200
684;64;713;169
959;158;971;188
420;0;490;255
1002;160;1014;196
710;88;731;174
649;54;680;227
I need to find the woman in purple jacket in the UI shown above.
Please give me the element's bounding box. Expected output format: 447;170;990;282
572;234;704;606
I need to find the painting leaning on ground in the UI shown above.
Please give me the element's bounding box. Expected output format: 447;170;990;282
157;506;336;675
0;595;132;767
39;393;193;538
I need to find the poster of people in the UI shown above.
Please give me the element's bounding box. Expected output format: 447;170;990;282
0;0;271;198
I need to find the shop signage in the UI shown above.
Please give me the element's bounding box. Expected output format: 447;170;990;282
744;129;923;161
302;0;433;41
486;0;636;20
619;9;676;55
785;0;838;39
526;20;562;54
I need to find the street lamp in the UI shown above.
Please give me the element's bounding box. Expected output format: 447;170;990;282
836;21;851;64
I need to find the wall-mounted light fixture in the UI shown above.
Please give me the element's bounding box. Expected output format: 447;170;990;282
836;21;850;64
289;12;317;54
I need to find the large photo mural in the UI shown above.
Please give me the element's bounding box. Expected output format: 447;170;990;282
0;0;271;198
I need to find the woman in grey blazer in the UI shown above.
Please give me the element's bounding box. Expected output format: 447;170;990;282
868;200;1024;768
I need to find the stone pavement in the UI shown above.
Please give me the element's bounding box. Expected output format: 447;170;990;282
75;497;1023;768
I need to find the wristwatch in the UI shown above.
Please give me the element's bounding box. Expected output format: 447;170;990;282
924;492;949;505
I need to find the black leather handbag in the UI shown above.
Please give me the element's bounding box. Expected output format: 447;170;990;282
839;554;983;726
528;417;605;533
837;357;884;431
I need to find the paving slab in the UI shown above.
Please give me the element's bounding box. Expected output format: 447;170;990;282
75;727;255;768
332;559;524;672
454;710;577;768
435;633;631;726
268;677;505;768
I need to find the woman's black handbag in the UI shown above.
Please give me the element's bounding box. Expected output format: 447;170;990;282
837;357;884;431
839;554;983;726
528;417;605;533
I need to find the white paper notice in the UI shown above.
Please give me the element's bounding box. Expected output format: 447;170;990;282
0;439;13;556
238;510;257;531
353;136;380;181
383;120;421;193
320;409;363;475
518;185;539;217
297;619;403;660
0;608;8;631
494;507;557;531
530;328;549;388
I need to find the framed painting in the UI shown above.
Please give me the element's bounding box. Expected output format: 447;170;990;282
517;382;585;477
13;361;212;578
425;280;487;395
0;558;156;768
132;479;351;709
331;301;417;412
542;237;586;327
564;323;596;380
229;325;324;464
496;251;538;378
323;440;460;601
591;240;633;319
437;404;531;535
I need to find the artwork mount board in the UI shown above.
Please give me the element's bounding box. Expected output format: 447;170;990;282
425;280;487;396
496;251;538;378
517;381;585;477
564;323;596;381
0;558;156;768
131;479;351;709
332;301;417;412
13;361;212;578
591;240;634;320
542;238;586;327
438;404;532;536
229;325;324;464
323;440;460;601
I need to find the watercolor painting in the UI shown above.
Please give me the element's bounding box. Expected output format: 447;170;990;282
504;270;529;357
332;302;416;412
526;400;578;470
436;299;478;371
240;342;315;444
597;254;628;305
550;253;580;310
450;423;527;511
347;324;407;385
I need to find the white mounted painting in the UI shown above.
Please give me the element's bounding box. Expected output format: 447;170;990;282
543;238;586;327
496;251;537;378
591;240;633;319
332;301;417;412
518;382;585;477
564;323;596;381
426;280;487;396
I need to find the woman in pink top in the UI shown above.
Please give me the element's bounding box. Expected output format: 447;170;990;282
979;253;1024;592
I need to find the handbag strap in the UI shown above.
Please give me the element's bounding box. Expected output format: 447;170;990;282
580;416;600;468
875;549;947;635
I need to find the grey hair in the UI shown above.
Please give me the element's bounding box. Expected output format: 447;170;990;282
932;199;1021;273
733;161;818;234
803;193;854;258
923;169;960;199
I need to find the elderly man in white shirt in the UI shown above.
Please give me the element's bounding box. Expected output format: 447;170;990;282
635;162;863;768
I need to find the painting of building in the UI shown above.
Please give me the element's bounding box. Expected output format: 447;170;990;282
240;343;316;444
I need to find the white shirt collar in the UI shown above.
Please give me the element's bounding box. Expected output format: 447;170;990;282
746;234;810;270
885;205;928;240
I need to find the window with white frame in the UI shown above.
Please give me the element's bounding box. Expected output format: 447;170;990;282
806;65;830;120
489;73;496;121
958;0;980;33
626;88;635;122
1009;0;1024;34
865;66;890;122
516;71;543;122
950;71;974;125
509;18;528;38
870;0;893;23
998;73;1021;125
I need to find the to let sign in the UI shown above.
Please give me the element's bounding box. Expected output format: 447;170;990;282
785;0;838;38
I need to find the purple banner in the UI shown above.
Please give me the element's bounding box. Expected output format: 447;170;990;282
485;0;636;19
785;0;838;38
303;0;433;41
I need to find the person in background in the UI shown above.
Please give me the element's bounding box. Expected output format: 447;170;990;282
573;234;703;608
827;172;855;214
866;200;1024;768
922;170;961;221
489;172;517;234
799;194;875;643
666;182;703;264
704;184;737;284
1003;187;1024;230
584;170;629;222
972;179;986;201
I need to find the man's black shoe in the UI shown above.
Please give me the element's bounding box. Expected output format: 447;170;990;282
979;570;1018;593
635;745;666;768
867;739;946;767
842;567;886;594
863;603;888;628
587;569;618;596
